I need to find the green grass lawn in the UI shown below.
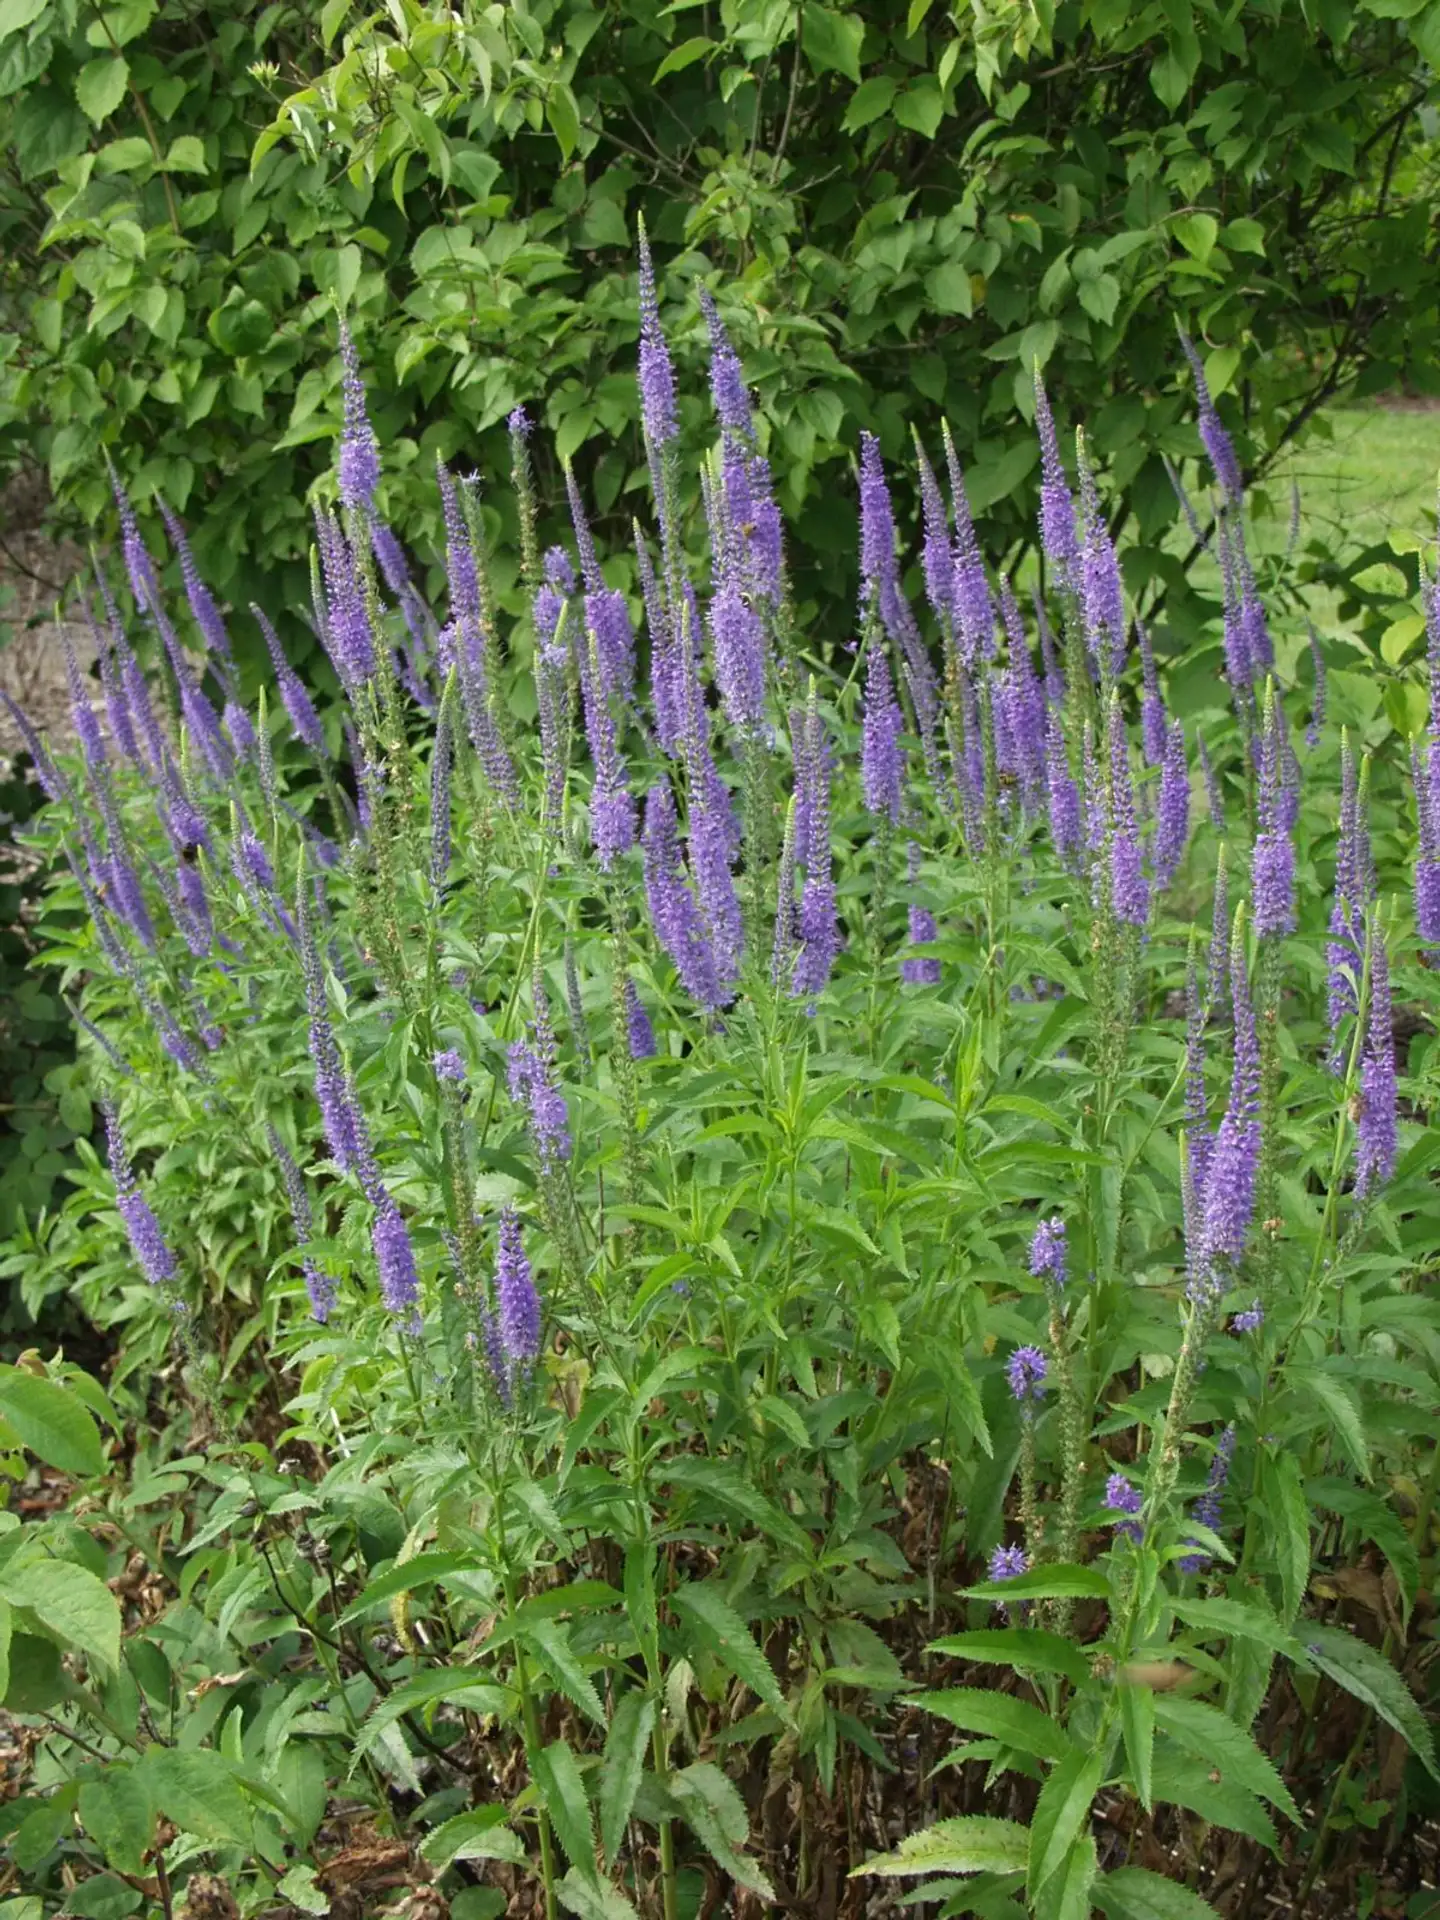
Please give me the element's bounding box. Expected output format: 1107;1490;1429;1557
1270;401;1440;556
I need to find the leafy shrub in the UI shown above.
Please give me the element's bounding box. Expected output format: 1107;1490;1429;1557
4;0;1440;662
3;268;1440;1919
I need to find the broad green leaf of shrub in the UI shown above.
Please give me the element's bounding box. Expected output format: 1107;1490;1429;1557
0;1367;104;1475
0;1560;120;1673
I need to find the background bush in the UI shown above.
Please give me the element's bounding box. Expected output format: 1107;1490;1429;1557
4;0;1440;673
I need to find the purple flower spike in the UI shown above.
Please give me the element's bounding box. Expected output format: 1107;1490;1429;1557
1079;446;1126;679
1007;1344;1048;1403
337;320;380;513
372;1198;420;1319
1355;923;1397;1197
1180;332;1243;506
709;578;768;734
988;1544;1029;1583
507;996;571;1170
1033;371;1079;589
791;696;838;1000
1029;1217;1067;1288
1179;1425;1237;1572
106;1106;178;1287
1199;922;1260;1272
1106;698;1149;925
1231;1301;1264;1334
1252;690;1295;938
1153;720;1190;891
434;1048;466;1084
1138;625;1166;767
1046;710;1083;870
637;223;678;451
495;1207;542;1389
255;607;326;755
643;784;725;1012
942;428;995;668
901;907;941;986
861;645;905;823
698;285;754;442
1105;1472;1143;1544
624;980;657;1060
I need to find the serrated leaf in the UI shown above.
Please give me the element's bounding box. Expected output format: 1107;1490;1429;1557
532;1740;597;1877
522;1620;606;1728
1;1560;120;1673
1172;1596;1301;1662
1034;1832;1096;1920
599;1692;653;1867
802;4;864;81
555;1870;637;1920
1028;1748;1103;1895
0;1369;105;1476
1289;1368;1370;1481
927;1629;1093;1690
420;1807;526;1868
917;1688;1073;1763
853;1814;1030;1877
1303;1624;1438;1778
142;1748;252;1846
672;1582;792;1725
963;1566;1110;1604
1149;1752;1277;1851
1094;1865;1224;1919
1258;1451;1309;1625
75;56;128;125
78;1768;154;1878
1118;1680;1154;1812
669;1762;773;1898
1152;1698;1300;1823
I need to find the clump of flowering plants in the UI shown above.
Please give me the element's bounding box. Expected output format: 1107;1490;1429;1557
4;265;1440;1920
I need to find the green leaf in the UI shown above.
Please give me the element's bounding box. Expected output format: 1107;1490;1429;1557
1094;1865;1225;1919
66;1873;141;1919
532;1740;597;1878
653;35;712;80
599;1691;654;1867
1148;1752;1277;1851
1172;1596;1301;1662
1259;1451;1309;1625
1027;1747;1103;1896
923;261;973;319
555;1871;637;1920
1172;214;1218;262
78;1769;155;1879
893;78;943;138
0;1560;120;1673
1034;1833;1097;1920
75;56;128;124
1118;1679;1154;1812
3;1634;64;1712
802;4;864;81
917;1688;1073;1763
545;82;580;163
276;1867;328;1917
1289;1368;1370;1481
0;0;47;41
161;134;207;173
0;1368;105;1476
420;1808;526;1869
672;1581;792;1725
842;75;896;131
853;1814;1030;1877
521;1619;606;1728
927;1629;1092;1690
1152;1699;1300;1823
0;1600;8;1704
963;1565;1110;1604
143;1749;252;1846
339;1550;480;1622
1303;1624;1438;1778
669;1761;774;1898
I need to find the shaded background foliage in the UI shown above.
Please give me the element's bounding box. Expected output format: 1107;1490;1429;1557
2;0;1440;679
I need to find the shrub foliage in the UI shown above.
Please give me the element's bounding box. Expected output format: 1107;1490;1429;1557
3;0;1440;655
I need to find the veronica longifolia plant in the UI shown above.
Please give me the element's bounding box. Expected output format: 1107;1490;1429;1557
9;254;1440;1920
